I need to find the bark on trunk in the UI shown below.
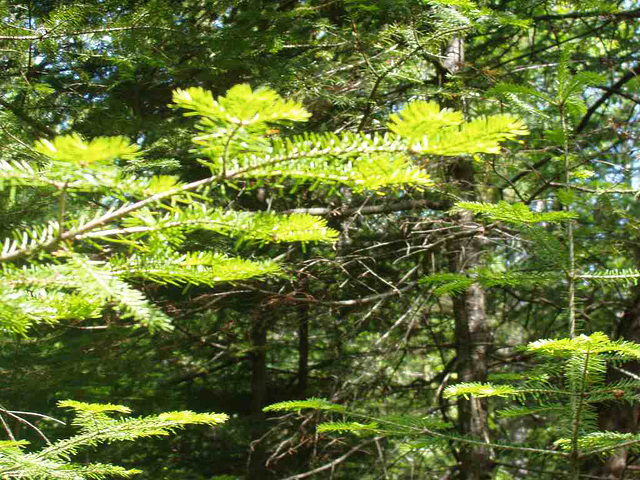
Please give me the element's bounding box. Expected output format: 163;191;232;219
438;32;492;475
448;159;493;480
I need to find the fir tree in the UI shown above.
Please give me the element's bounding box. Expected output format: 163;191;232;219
0;82;517;477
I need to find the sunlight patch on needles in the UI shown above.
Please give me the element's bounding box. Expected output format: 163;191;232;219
113;250;283;286
117;205;340;244
263;398;347;414
444;383;521;399
0;401;228;480
66;254;173;332
527;332;640;359
388;101;464;140
34;134;141;166
406;114;528;156
453;201;578;224
578;269;640;286
172;84;311;126
317;422;379;436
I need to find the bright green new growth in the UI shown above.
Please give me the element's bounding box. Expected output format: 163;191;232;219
445;333;640;458
388;101;464;139
0;401;228;480
173;84;311;125
270;334;640;463
388;100;528;156
34;135;142;165
264;398;348;414
0;83;527;336
420;269;557;296
453;201;578;224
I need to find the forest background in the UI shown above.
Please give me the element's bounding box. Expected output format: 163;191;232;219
1;0;640;479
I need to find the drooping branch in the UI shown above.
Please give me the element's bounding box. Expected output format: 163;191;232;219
576;64;640;134
242;281;420;307
0;98;56;137
0;25;178;41
504;65;640;193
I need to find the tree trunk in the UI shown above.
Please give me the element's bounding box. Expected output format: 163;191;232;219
437;32;492;478
449;159;493;480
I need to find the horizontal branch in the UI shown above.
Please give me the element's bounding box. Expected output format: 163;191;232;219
582;437;640;459
0;173;219;263
0;98;56;137
578;273;640;281
1;138;416;261
0;25;178;41
576;63;640;134
243;281;419;307
80;198;448;241
533;8;640;21
547;182;637;195
284;198;445;217
347;409;568;458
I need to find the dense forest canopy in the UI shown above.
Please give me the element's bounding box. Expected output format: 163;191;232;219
1;0;640;479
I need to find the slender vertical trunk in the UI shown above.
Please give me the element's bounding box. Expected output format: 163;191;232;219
248;310;269;480
449;160;493;480
438;32;492;478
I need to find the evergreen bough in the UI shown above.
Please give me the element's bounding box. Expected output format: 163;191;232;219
0;83;526;477
0;401;228;480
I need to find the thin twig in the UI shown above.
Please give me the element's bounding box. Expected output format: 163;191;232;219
0;413;15;441
0;409;52;445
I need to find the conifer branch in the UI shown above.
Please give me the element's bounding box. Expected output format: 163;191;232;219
0;25;178;41
0;174;218;262
284;198;446;216
243;281;419;307
533;8;640;21
582;436;640;459
576;64;640;134
0;98;56;137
